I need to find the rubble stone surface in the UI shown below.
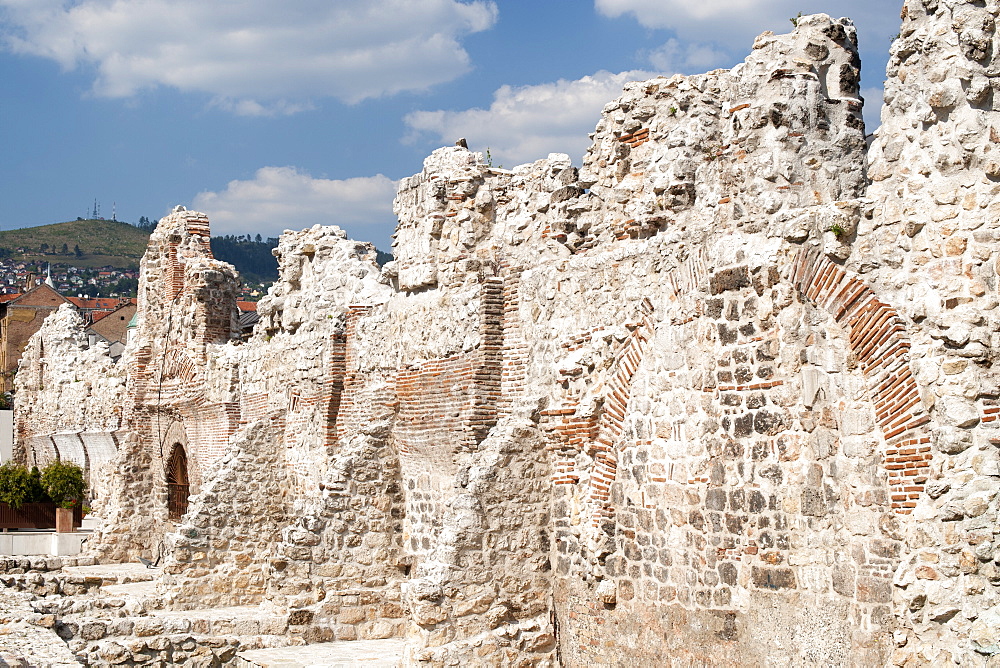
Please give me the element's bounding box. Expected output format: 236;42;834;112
9;4;1000;665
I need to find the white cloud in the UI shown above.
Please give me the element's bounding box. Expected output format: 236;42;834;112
596;1;902;71
404;69;654;166
192;167;398;238
0;0;497;113
597;0;770;25
646;38;730;73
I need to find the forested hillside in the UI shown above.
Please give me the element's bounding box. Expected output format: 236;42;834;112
209;235;279;282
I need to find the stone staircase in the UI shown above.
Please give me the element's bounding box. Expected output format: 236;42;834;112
44;601;292;664
7;563;407;666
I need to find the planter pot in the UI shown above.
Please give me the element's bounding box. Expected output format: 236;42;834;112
56;507;75;533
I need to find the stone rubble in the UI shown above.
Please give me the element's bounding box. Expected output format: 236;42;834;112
6;3;1000;666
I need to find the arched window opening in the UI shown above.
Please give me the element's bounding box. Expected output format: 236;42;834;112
166;444;189;520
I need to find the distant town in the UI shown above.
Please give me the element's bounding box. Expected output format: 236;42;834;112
0;258;265;301
0;259;138;299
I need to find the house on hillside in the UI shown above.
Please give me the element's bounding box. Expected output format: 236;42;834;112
235;300;259;342
67;296;126;323
0;284;74;392
0;286;134;392
86;301;137;361
0;276;252;391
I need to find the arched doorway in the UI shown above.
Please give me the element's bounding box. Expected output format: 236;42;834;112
166;444;189;520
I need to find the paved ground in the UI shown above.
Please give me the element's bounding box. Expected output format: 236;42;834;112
235;639;406;667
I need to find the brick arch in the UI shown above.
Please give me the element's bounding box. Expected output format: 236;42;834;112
586;300;655;527
791;248;931;514
543;252;708;530
160;347;206;389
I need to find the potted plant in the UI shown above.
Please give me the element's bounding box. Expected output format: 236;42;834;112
40;461;86;533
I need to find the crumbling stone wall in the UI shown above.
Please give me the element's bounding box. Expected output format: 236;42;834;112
15;206;242;562
13;4;1000;665
93;207;241;563
156;226;408;632
158;420;293;609
13;305;126;506
864;0;1000;661
513;15;891;665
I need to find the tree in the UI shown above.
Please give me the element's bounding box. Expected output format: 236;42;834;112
135;216;157;232
74;245;82;258
61;243;69;254
40;242;48;253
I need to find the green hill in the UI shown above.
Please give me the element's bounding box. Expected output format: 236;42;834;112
0;219;149;269
0;219;401;285
0;220;282;286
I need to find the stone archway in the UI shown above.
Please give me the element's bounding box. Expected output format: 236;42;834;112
166;443;190;520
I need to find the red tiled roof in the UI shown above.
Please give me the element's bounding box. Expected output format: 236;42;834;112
0;294;21;303
67;297;121;309
237;300;257;312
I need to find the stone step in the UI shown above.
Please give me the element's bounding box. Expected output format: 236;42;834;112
38;600;289;650
101;580;160;597
150;605;290;637
235;638;406;667
0;555;99;574
48;605;291;644
62;562;160;585
2;563;161;598
71;632;247;665
1;571;106;597
30;587;163;620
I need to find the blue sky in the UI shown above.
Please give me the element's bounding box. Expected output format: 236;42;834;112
0;1;903;252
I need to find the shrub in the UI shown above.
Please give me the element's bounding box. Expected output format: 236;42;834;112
0;462;84;508
27;467;50;504
40;461;86;509
0;463;32;508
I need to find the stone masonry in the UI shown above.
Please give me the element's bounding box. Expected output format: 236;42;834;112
9;3;1000;665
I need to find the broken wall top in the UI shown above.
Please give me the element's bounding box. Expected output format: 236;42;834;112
254;224;389;339
390;13;867;300
133;207;240;353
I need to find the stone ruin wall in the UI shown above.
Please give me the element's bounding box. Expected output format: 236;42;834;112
158;226;412;645
13;305;126;506
12;2;1000;665
15;207;243;562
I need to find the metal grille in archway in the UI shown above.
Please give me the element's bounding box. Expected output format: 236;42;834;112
166;444;189;520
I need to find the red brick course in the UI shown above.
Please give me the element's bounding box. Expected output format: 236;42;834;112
792;249;930;513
